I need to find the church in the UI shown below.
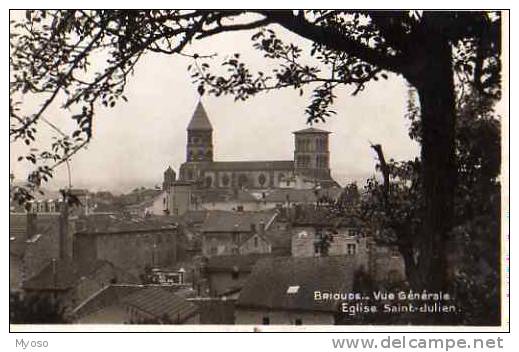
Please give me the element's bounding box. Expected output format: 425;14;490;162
164;102;339;191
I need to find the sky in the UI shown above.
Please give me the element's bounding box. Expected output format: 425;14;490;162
9;20;420;194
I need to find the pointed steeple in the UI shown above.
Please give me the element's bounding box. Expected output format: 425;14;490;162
187;102;213;131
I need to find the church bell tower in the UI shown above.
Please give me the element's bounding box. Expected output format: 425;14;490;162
293;127;331;179
186;102;213;162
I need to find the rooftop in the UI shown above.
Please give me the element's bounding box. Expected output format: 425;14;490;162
122;286;198;322
200;210;277;233
204;160;294;172
237;256;356;312
75;213;178;235
293;127;331;134
23;259;117;291
72;284;196;321
205;253;274;273
187;101;213;131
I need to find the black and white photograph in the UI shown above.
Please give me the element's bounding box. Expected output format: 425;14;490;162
8;9;509;332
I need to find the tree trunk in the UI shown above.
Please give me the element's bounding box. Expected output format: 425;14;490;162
407;36;457;292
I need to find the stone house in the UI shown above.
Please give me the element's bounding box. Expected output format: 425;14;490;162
200;254;273;297
73;216;178;277
200;210;277;256
291;229;370;271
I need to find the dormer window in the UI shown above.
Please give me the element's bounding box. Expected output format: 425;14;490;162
287;285;300;294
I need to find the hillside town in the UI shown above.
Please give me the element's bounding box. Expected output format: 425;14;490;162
10;102;406;325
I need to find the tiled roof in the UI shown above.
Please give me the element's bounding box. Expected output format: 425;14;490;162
187;102;213;131
9;213;60;258
23;259;114;291
180;210;209;225
72;284;142;318
293;127;331;134
75;214;178;235
205;160;294;172
237;256;356;312
122;286;198;322
200;210;277;233
205;253;273;273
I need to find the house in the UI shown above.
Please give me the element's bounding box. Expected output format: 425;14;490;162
290;222;405;286
261;188;342;209
200;210;277;256
190;298;236;324
72;285;198;324
200;254;273;297
9;213;70;291
73;215;178;277
370;245;407;285
22;259;138;312
291;229;370;271
196;189;262;212
124;190;169;216
235;256;356;325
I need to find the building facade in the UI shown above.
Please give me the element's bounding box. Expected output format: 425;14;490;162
171;102;338;191
74;225;178;277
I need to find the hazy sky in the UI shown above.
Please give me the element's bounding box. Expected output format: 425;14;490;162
10;21;420;193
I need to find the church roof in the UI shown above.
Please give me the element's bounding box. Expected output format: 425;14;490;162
187;102;213;131
293;127;331;134
206;160;294;172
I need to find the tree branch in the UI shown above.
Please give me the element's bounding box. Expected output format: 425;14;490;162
262;11;405;74
196;18;272;39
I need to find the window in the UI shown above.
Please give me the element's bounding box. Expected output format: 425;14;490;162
222;174;230;187
254;236;259;248
262;317;270;325
205;176;213;188
231;267;239;280
238;174;248;188
347;243;357;255
209;238;217;255
295;318;303;325
258;174;266;187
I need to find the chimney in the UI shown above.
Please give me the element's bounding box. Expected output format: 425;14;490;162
258;221;265;236
26;212;37;240
250;223;256;233
59;199;69;260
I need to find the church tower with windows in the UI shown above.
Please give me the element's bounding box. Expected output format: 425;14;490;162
293;127;331;180
177;101;338;190
186;102;213;162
